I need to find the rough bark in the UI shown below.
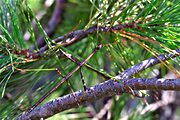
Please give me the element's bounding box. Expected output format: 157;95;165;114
17;78;180;120
17;48;180;119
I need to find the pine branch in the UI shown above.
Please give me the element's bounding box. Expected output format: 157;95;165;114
12;23;138;59
1;1;179;119
37;22;138;55
17;78;180;120
28;44;103;112
60;48;111;79
17;48;180;119
115;48;180;79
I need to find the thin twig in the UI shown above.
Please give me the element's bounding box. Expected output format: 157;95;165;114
59;48;111;79
27;44;102;112
80;68;86;91
56;68;80;107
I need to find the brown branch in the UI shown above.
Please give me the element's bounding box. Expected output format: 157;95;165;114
37;23;137;55
59;49;111;79
114;48;180;80
113;48;180;96
17;78;180;120
15;23;138;59
27;44;103;112
17;48;180;119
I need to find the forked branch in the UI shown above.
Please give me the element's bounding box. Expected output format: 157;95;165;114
17;48;180;120
17;78;180;120
27;44;103;112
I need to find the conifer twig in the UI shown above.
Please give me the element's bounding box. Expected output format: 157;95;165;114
37;23;139;55
27;44;103;112
10;23;139;59
114;48;180;80
59;49;111;79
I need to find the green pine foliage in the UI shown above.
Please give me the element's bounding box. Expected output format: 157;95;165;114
0;0;179;119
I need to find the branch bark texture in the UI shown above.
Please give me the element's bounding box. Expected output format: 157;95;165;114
20;23;138;59
38;23;138;55
17;78;180;120
115;48;180;79
17;49;180;120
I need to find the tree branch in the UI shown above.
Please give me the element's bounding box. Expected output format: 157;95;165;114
38;23;138;55
17;78;180;120
27;45;103;112
16;23;139;59
17;48;180;119
115;48;180;79
59;48;111;79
